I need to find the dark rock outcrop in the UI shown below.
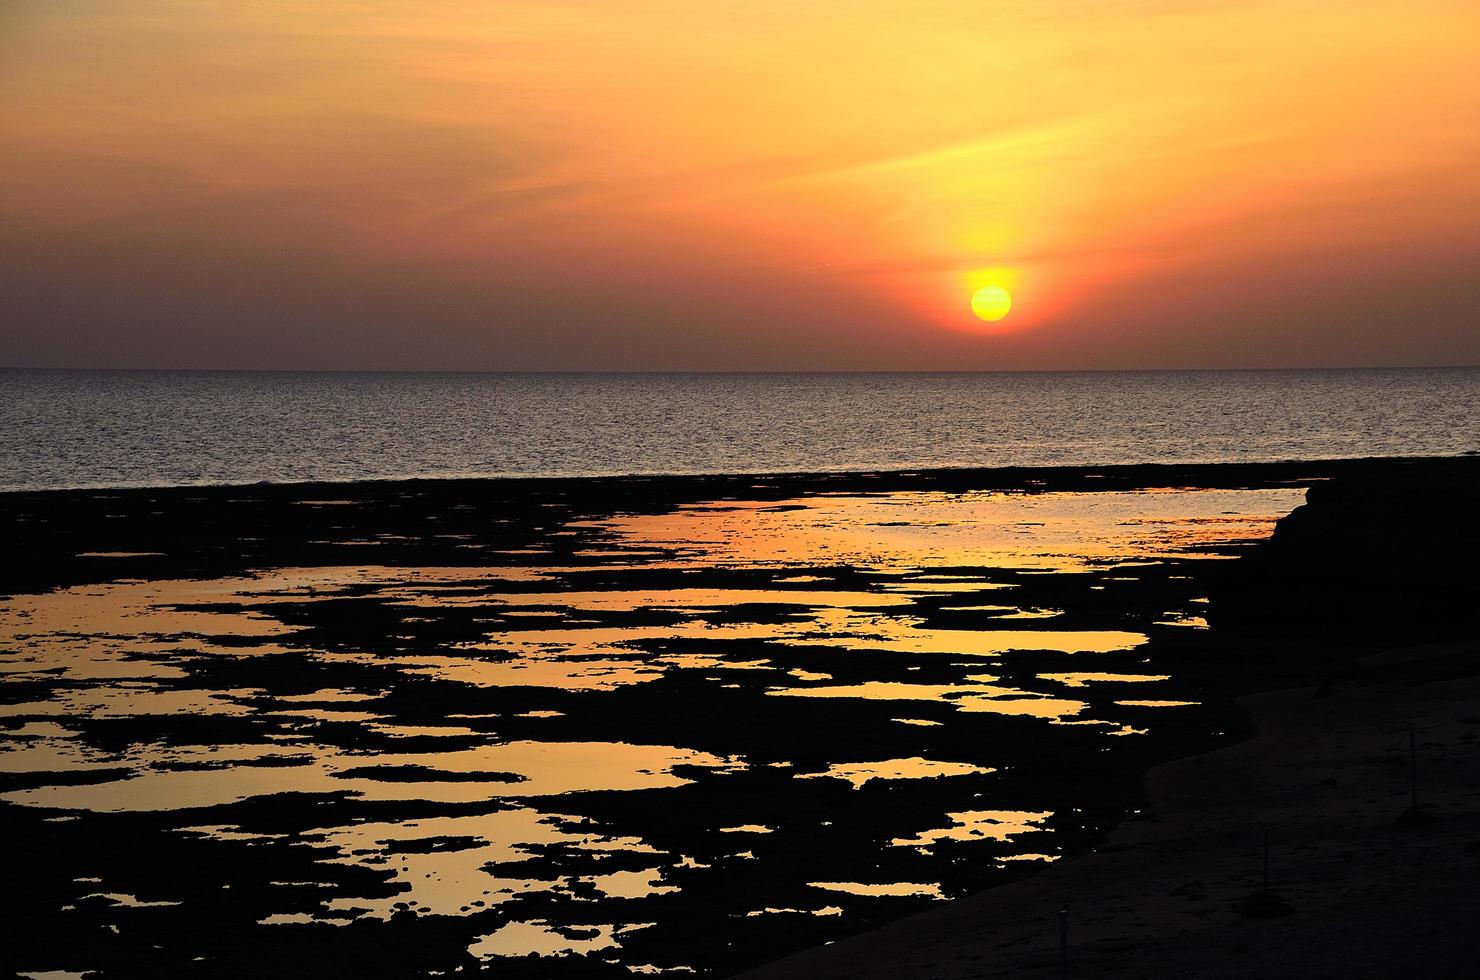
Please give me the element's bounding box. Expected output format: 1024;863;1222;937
1214;460;1480;641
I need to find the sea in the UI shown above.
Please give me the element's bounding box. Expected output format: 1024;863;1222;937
2;367;1478;491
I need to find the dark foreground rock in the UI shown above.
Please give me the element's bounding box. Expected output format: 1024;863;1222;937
1215;464;1480;640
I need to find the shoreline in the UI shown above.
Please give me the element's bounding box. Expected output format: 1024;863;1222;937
2;452;1474;502
5;455;1479;975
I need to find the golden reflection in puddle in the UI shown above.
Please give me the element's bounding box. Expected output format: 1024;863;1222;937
0;580;290;684
459;741;745;797
293;807;674;919
77;891;182;908
880;581;1014;593
1156;613;1210;628
0;566;575;688
278;707;382;723
772;682;1087;720
1038;672;1171;688
182;824;289;842
799;758;994;790
591;487;1306;572
1;684;258;720
628;966;700;976
775;615;1145;656
807;881;944;899
1115;700;1199;708
398;588;914;612
257;912;325;927
588;868;679;900
401;653;664;691
365;723;481;739
413;611;1142;694
0;721;72;740
717;824;772;834
940;604;1061;620
745;906;844;917
469;920;635;959
1;740;746;812
890;810;1050;851
277;689;379;703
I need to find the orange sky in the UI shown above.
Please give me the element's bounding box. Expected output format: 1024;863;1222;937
2;0;1478;369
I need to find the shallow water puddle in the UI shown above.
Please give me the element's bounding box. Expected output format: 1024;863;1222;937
1;740;745;811
307;808;672;919
772;681;1090;721
808;881;945;899
799;758;995;790
891;809;1051;851
589;487;1304;571
469;920;632;959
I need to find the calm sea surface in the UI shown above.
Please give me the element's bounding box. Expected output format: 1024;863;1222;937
3;368;1478;491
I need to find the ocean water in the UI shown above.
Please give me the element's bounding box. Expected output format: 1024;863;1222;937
2;367;1478;492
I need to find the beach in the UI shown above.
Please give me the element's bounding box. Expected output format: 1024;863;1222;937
4;456;1479;976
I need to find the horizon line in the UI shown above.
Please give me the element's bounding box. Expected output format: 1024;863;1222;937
5;364;1480;376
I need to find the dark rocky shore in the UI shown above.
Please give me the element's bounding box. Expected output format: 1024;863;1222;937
3;455;1479;978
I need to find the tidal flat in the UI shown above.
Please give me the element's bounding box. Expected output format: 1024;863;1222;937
2;458;1468;977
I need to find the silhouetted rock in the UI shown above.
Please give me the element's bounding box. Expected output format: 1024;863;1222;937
1214;459;1480;641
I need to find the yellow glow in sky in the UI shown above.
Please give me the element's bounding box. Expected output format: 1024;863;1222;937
1;0;1478;368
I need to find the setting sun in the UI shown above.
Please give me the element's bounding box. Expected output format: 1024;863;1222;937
971;285;1012;322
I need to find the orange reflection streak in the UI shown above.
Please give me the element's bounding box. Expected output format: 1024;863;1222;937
593;488;1305;571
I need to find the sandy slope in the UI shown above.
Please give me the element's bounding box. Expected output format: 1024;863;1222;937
737;638;1480;979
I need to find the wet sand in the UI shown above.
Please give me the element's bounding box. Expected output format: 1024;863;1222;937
4;456;1479;977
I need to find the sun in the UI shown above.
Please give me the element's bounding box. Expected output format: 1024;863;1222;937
971;284;1012;322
